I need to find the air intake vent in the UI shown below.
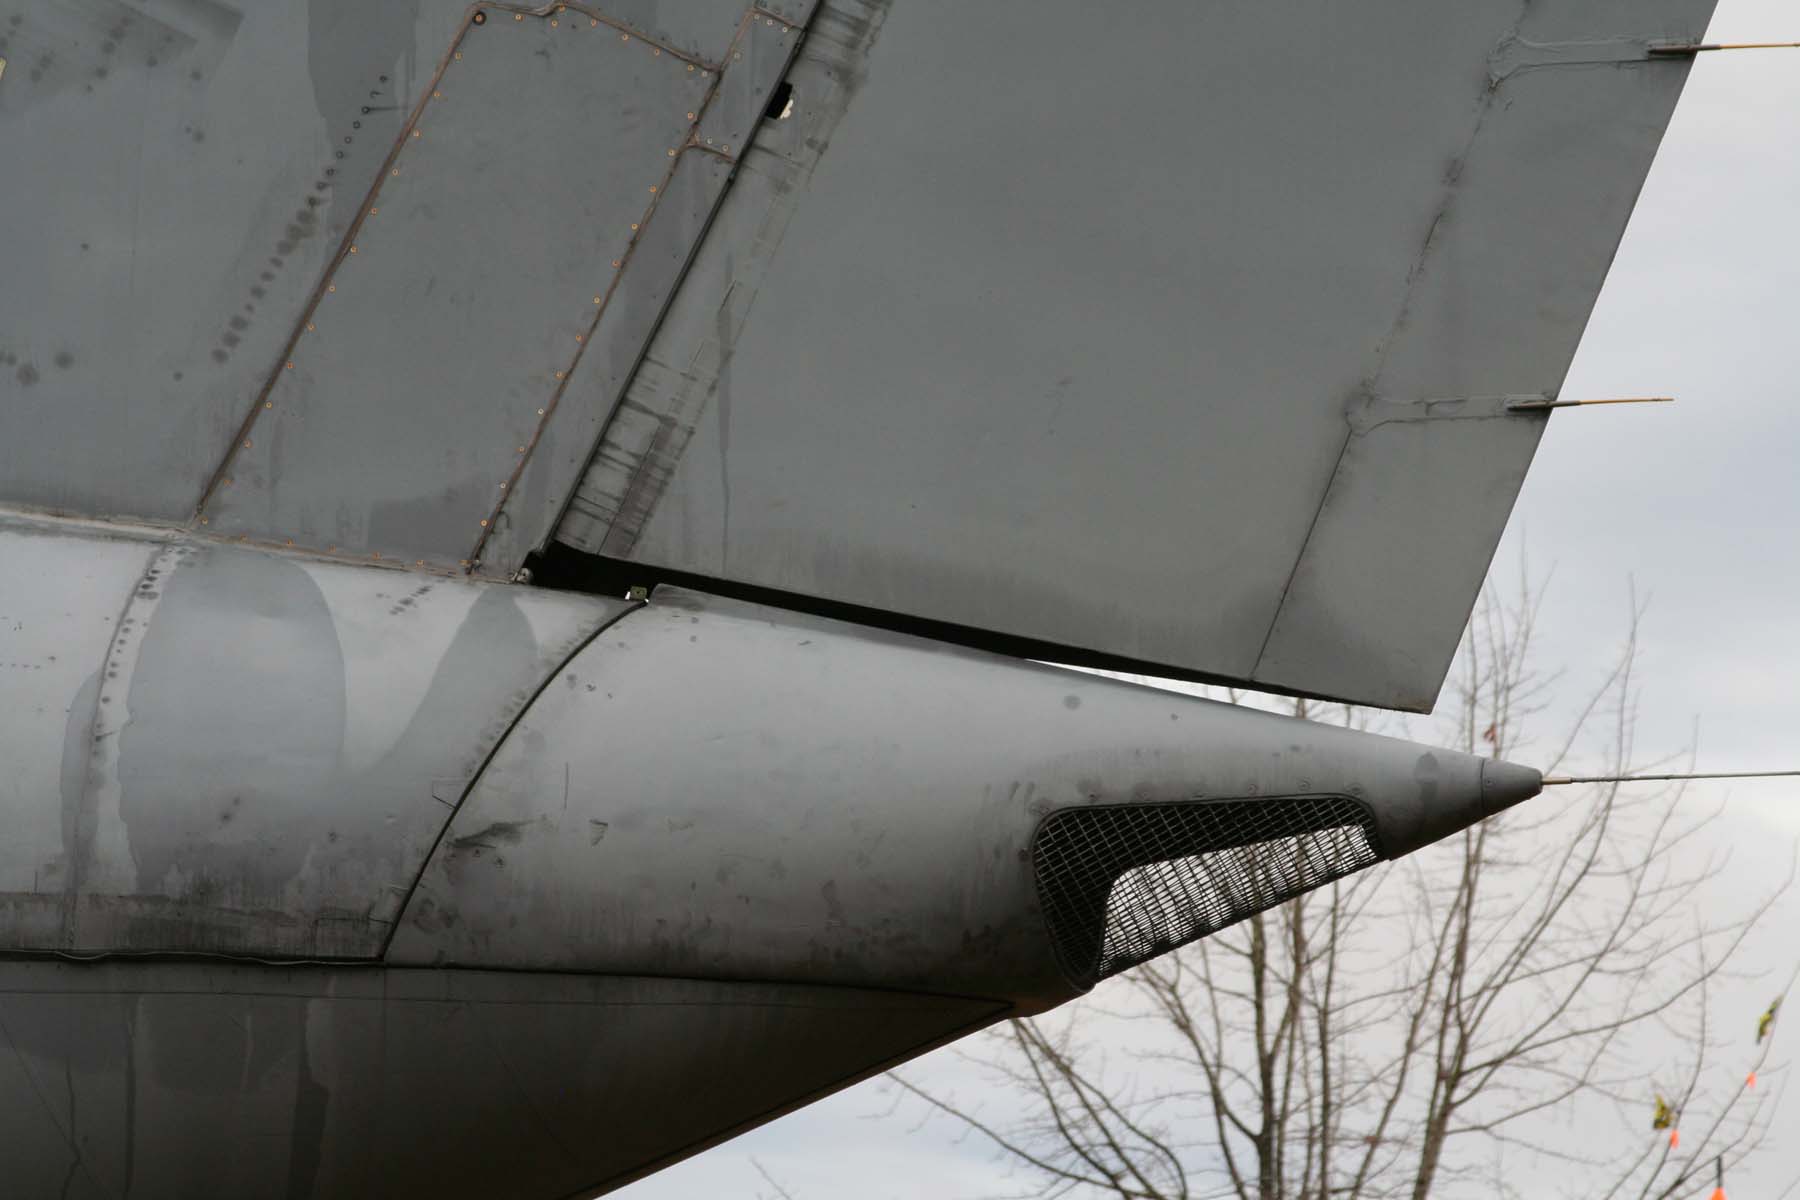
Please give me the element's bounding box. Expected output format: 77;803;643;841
1032;796;1381;986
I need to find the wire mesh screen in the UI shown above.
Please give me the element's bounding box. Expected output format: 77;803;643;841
1032;796;1381;986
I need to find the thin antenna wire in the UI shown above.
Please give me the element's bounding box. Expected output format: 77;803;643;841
1542;769;1800;786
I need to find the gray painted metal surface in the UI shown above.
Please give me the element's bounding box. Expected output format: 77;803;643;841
471;6;811;577
0;1;1717;1194
0;0;1710;707
0;0;468;520
0;514;626;957
198;4;812;572
391;586;1539;1009
0;527;1541;1194
562;0;887;555
0;961;1000;1199
559;0;1713;711
202;9;715;566
0;0;809;574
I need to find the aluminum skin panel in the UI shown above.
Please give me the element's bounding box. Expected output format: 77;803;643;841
0;961;999;1199
0;514;626;957
560;0;886;554
199;9;715;566
470;9;810;576
1256;8;1712;708
0;0;805;566
1256;396;1546;705
563;0;1713;712
390;586;1539;1008
467;150;736;575
0;518;152;944
0;0;471;521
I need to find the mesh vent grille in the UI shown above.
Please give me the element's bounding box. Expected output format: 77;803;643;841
1032;796;1381;986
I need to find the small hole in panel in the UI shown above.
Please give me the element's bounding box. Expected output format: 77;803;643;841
764;81;794;122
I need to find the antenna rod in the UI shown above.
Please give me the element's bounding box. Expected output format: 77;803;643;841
1542;770;1800;786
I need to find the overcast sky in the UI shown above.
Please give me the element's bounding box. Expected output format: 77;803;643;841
620;4;1800;1194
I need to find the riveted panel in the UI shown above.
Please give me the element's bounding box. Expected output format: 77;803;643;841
200;9;715;567
554;0;1713;713
584;0;754;64
470;9;811;575
0;517;159;948
695;9;807;155
557;0;885;556
474;149;735;574
0;0;439;522
0;516;628;959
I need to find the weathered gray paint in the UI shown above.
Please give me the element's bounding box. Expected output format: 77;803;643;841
0;514;626;957
472;8;812;576
0;0;805;569
1256;396;1548;701
0;0;466;521
0;1;1718;1194
560;0;891;557
472;150;737;575
0;524;1542;1192
0;961;1001;1199
391;587;1539;1008
200;8;718;566
561;0;1713;711
0;0;1710;707
0;519;152;947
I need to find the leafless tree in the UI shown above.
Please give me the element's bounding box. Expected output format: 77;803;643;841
892;568;1795;1200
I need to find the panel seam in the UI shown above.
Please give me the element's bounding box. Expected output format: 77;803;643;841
1247;2;1529;682
374;596;643;958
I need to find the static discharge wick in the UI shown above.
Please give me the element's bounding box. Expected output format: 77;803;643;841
1541;770;1800;786
1507;396;1674;411
1649;40;1800;55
